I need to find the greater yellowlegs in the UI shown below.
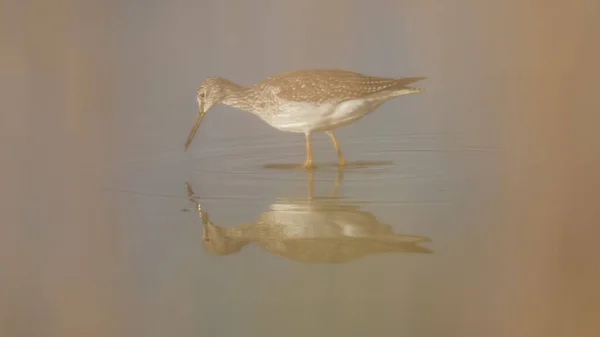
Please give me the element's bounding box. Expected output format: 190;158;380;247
184;69;425;168
185;171;431;263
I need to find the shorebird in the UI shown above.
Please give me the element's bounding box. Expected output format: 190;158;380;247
185;170;431;263
184;69;425;168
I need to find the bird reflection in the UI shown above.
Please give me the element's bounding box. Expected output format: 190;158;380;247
185;169;432;263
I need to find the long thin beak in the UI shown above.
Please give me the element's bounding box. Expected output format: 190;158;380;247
184;100;205;151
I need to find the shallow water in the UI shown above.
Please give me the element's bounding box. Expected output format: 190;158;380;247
103;131;498;336
3;1;600;337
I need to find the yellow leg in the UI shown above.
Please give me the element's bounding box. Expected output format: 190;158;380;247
327;131;346;166
303;133;313;168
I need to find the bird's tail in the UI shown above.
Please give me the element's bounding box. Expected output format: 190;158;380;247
390;86;424;97
394;77;426;95
397;77;427;86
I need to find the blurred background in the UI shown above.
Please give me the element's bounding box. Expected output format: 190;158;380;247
1;0;599;336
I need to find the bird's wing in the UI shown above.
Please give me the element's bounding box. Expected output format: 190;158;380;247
255;69;425;104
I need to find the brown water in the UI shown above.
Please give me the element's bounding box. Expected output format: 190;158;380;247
2;1;600;337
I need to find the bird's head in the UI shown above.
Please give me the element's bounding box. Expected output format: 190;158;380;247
184;77;229;151
201;217;248;256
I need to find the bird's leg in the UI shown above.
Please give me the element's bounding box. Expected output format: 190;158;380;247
303;133;313;169
326;131;346;166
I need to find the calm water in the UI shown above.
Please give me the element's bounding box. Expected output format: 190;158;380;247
3;1;599;337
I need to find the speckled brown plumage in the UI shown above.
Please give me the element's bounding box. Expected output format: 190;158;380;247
185;69;426;168
255;69;425;104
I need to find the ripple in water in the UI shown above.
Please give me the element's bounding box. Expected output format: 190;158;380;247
105;132;474;204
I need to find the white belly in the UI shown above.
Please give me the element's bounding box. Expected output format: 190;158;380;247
262;98;381;134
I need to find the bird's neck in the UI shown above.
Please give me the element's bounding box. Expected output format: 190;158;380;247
219;80;255;112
